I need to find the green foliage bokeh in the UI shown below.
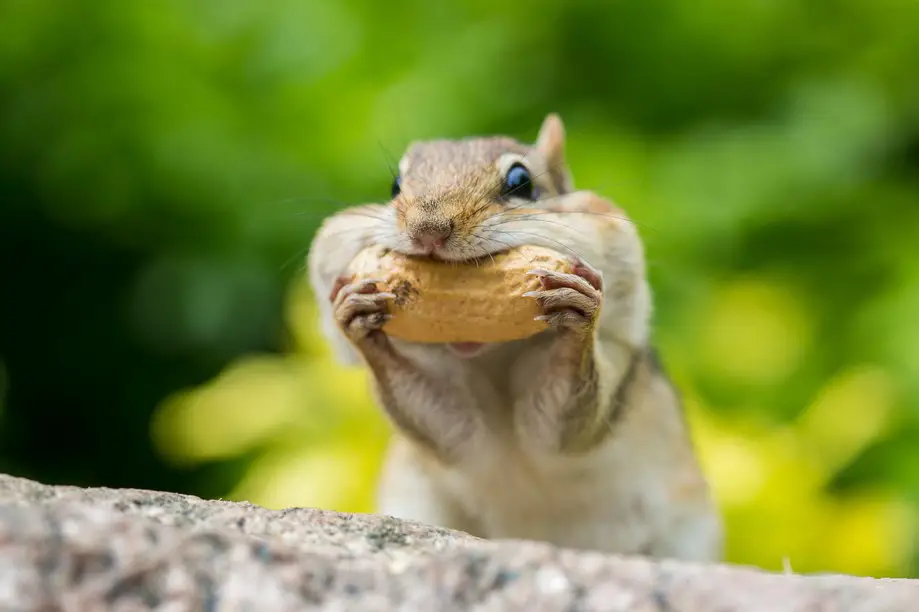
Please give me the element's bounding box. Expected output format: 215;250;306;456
2;0;918;578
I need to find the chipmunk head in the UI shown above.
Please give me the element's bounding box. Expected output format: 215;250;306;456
382;113;574;262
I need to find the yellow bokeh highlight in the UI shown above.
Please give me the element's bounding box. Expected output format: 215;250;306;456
231;443;383;513
688;360;911;578
151;354;306;465
701;277;811;384
151;271;915;578
795;364;896;479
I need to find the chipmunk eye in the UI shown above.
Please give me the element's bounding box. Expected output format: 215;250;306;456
391;175;401;199
502;163;536;200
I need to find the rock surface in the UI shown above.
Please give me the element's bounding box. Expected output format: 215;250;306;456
0;473;916;611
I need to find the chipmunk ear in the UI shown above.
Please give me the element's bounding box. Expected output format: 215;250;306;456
535;113;573;192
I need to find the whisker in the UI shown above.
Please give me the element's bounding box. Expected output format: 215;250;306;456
301;224;398;277
304;223;386;244
499;208;655;236
256;195;351;209
279;247;311;275
484;215;591;239
486;228;588;262
499;192;660;236
377;141;400;181
468;231;540;266
295;211;393;229
456;235;485;268
469;231;515;253
464;233;500;267
261;195;383;220
481;243;497;267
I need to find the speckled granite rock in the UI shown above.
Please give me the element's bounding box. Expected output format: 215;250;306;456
0;473;916;611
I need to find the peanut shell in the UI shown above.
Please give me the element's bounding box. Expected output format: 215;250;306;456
345;245;572;343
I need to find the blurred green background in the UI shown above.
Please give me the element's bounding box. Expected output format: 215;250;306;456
2;0;918;579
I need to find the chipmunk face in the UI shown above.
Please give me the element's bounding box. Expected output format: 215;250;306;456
380;114;574;262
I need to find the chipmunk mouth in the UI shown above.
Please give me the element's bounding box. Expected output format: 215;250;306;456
438;250;515;265
398;239;514;265
447;342;490;358
411;251;505;264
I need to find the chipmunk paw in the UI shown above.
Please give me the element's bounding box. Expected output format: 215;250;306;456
331;277;395;345
523;258;603;335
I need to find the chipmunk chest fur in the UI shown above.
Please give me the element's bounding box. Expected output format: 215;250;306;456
439;443;667;552
385;336;671;550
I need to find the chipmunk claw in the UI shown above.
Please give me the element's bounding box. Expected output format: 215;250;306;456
525;268;552;278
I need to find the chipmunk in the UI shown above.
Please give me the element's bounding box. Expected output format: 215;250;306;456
306;114;723;561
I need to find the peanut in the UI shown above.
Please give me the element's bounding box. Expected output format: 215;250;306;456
345;245;572;343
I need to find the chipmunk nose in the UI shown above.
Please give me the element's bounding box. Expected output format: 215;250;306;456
410;220;454;252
